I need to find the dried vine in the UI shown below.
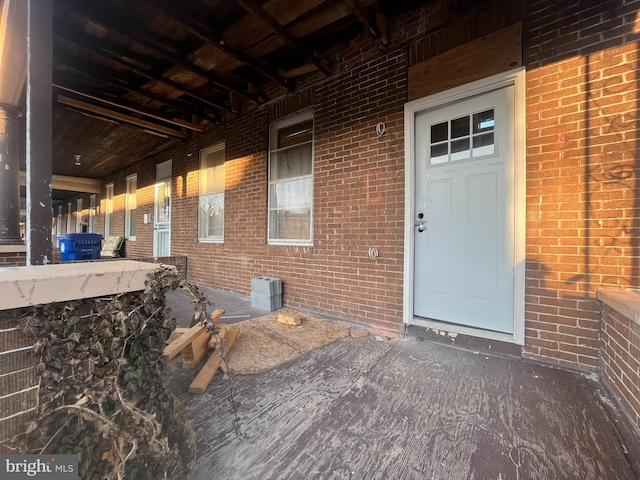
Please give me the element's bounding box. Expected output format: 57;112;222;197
4;265;214;480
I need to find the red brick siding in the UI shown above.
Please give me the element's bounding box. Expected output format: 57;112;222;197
523;0;640;369
0;251;26;266
84;0;640;370
169;46;407;330
601;304;640;430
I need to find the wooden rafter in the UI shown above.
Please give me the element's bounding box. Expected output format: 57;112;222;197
56;95;189;139
53;84;206;132
62;0;263;105
232;0;332;76
344;0;388;47
55;30;230;113
53;63;217;124
149;0;291;90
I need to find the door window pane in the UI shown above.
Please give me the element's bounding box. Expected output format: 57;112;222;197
451;116;470;139
431;122;448;143
429;108;496;164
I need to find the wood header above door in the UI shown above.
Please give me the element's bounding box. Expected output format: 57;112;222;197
408;22;522;101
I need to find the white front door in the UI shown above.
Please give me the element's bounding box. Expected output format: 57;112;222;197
153;161;172;257
413;85;515;334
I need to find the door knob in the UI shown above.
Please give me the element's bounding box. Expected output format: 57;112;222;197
415;212;425;232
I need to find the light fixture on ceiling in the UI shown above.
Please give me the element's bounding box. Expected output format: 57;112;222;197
74;154;82;166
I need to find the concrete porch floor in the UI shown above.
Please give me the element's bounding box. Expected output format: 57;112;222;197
165;287;640;480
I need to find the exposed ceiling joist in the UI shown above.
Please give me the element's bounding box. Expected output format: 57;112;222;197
62;0;263;106
56;30;230;113
149;0;291;91
45;0;420;179
52;64;218;124
57;95;189;139
233;0;332;76
53;83;206;132
280;63;317;79
345;0;388;46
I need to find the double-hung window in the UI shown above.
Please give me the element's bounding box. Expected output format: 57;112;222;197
268;111;314;244
198;143;225;242
125;174;137;240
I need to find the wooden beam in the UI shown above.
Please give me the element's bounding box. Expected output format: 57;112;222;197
62;0;262;105
53;63;218;124
57;95;189;139
53;83;206;132
375;5;389;46
233;0;331;76
408;22;522;101
149;0;290;90
189;327;240;394
55;31;230;113
344;0;387;47
163;324;207;360
279;63;317;79
182;331;212;368
19;172;101;193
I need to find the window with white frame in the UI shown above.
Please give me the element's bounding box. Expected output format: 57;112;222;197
76;198;83;232
105;183;114;237
198;143;225;242
125;175;137;240
268;111;314;244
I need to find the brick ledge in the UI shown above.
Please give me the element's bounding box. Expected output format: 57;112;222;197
597;288;640;325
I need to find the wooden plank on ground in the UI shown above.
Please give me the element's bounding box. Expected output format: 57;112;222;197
167;327;191;343
210;309;225;322
189;327;240;394
182;332;212;368
163;324;207;359
278;310;303;326
208;324;228;349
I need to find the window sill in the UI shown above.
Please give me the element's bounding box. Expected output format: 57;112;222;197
268;241;313;247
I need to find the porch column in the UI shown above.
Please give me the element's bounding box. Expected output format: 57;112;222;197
26;0;53;265
0;104;22;245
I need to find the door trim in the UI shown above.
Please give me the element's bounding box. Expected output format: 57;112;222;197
153;160;172;257
403;68;526;345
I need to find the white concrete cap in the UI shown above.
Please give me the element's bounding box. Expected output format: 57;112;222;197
0;260;159;310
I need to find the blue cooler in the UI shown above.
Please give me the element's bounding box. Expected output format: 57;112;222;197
57;233;103;261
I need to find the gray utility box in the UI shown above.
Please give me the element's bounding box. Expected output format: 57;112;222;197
251;276;283;311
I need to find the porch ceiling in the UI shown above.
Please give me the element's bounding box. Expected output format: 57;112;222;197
44;0;430;183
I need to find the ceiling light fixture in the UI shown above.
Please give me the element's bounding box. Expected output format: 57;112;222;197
74;154;82;166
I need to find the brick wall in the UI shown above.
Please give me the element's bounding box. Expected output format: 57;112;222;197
600;300;640;430
0;251;26;266
523;0;640;370
166;44;408;329
79;0;640;369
